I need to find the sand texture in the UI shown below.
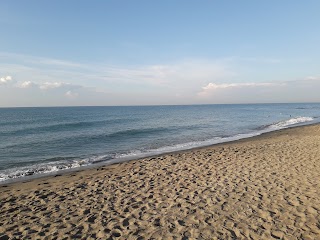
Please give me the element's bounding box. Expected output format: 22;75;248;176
1;124;320;239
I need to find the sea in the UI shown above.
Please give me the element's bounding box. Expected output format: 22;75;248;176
1;103;320;183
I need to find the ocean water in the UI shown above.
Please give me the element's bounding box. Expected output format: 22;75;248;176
0;103;319;182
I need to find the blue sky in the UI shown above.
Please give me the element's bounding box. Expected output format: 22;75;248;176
1;1;320;106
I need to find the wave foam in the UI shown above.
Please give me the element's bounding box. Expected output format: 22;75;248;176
267;116;314;130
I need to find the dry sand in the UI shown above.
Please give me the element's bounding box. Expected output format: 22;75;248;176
1;124;320;240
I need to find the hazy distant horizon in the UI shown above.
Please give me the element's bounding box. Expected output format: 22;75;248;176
1;101;320;109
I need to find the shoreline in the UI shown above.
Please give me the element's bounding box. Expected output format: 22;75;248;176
1;123;320;239
1;121;318;186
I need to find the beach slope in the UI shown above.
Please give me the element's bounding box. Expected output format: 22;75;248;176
1;124;320;239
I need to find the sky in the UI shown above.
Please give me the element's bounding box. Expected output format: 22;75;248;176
1;0;320;107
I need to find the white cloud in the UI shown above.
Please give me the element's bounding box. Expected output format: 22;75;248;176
197;78;320;103
17;81;35;88
65;90;79;98
198;81;283;98
202;82;280;91
39;82;68;90
0;75;12;84
15;80;83;92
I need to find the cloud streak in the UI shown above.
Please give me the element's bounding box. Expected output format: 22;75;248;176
39;82;71;90
1;52;320;106
201;82;281;91
0;52;233;89
16;80;82;91
197;78;320;103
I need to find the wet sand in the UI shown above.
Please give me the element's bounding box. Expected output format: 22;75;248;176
1;124;320;239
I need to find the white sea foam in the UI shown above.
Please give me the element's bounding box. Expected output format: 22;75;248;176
266;116;314;130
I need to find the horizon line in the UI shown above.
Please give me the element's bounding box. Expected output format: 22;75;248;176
0;101;319;109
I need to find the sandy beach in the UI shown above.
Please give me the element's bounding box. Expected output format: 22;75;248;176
1;124;319;240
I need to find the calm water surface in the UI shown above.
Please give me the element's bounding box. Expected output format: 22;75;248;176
0;103;319;182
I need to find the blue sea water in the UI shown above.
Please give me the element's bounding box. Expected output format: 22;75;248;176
0;103;320;182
